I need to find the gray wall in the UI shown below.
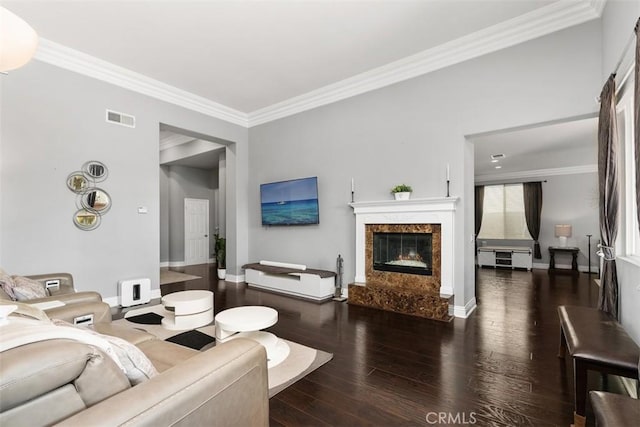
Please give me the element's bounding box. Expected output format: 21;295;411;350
160;165;170;262
0;60;248;299
479;172;600;271
602;0;640;344
249;21;603;312
159;165;218;264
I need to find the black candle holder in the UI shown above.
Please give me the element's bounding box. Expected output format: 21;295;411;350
446;180;450;197
351;190;355;203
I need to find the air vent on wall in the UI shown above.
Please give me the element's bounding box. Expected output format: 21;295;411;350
106;109;135;128
490;153;506;160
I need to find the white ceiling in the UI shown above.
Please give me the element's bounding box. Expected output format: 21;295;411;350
159;130;223;170
472;116;598;179
4;0;558;113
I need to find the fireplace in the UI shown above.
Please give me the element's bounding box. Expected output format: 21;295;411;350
373;232;432;276
348;197;459;321
365;223;441;293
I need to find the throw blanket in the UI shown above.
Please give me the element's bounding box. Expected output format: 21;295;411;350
1;310;157;385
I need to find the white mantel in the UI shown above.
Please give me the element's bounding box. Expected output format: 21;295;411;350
350;197;459;296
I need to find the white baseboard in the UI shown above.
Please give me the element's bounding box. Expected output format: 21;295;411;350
162;260;215;268
532;262;598;273
164;261;186;268
225;274;245;283
453;297;477;318
103;288;162;308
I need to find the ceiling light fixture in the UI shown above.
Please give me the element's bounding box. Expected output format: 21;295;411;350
0;7;38;73
490;153;506;160
495;165;502;169
491;159;499;163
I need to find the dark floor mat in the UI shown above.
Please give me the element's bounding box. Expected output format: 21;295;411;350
125;312;164;325
166;330;215;350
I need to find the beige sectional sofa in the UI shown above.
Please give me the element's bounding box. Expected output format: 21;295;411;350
0;272;111;323
0;272;269;427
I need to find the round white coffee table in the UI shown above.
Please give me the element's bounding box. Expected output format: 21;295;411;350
215;306;289;368
161;290;213;330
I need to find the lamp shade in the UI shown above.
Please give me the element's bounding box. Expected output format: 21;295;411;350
555;224;572;237
0;7;38;72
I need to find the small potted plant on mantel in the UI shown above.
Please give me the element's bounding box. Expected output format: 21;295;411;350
391;184;413;200
214;232;226;280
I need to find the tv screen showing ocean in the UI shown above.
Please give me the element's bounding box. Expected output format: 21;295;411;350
261;199;319;225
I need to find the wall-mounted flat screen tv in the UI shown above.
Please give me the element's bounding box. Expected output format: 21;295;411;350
261;177;319;226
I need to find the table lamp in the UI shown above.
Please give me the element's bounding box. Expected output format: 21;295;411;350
555;224;572;247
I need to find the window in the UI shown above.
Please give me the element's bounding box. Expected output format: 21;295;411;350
477;184;532;240
617;81;640;260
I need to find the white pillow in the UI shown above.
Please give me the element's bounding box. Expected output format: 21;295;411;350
259;260;307;270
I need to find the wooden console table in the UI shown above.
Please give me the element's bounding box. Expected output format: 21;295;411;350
548;246;579;271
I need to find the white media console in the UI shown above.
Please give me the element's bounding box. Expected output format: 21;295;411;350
244;261;335;302
477;246;533;270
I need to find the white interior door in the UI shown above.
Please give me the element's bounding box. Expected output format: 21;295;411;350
184;198;209;266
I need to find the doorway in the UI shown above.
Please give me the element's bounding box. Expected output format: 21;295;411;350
184;198;209;266
159;124;228;268
468;114;600;273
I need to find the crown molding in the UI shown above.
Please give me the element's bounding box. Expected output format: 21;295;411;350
247;0;603;126
34;39;249;127
475;164;598;183
589;0;608;17
32;1;604;129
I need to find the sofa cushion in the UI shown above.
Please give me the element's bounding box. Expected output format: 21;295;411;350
1;308;157;386
8;276;48;301
0;339;130;412
52;320;158;385
92;322;156;346
137;339;198;372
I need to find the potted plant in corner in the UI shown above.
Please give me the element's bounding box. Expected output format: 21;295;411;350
391;184;413;200
214;232;226;280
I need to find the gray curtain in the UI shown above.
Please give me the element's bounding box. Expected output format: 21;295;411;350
634;19;639;236
474;185;484;238
597;74;620;319
523;182;543;259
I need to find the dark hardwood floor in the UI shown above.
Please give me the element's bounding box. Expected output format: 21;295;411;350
162;265;602;426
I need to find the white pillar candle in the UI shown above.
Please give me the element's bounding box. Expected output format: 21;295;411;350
446;164;450;181
351;178;355;192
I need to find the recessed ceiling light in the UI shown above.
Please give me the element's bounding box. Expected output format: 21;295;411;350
495;165;502;169
491;159;499;163
491;153;506;160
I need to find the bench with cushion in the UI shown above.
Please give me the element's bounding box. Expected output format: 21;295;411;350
558;305;640;427
590;389;640;426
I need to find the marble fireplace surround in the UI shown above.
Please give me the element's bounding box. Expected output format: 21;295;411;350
350;197;458;297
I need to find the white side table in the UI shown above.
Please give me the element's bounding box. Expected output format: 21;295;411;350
215;306;290;368
161;290;213;330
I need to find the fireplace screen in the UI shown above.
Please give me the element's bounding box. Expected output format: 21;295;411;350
373;232;432;275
